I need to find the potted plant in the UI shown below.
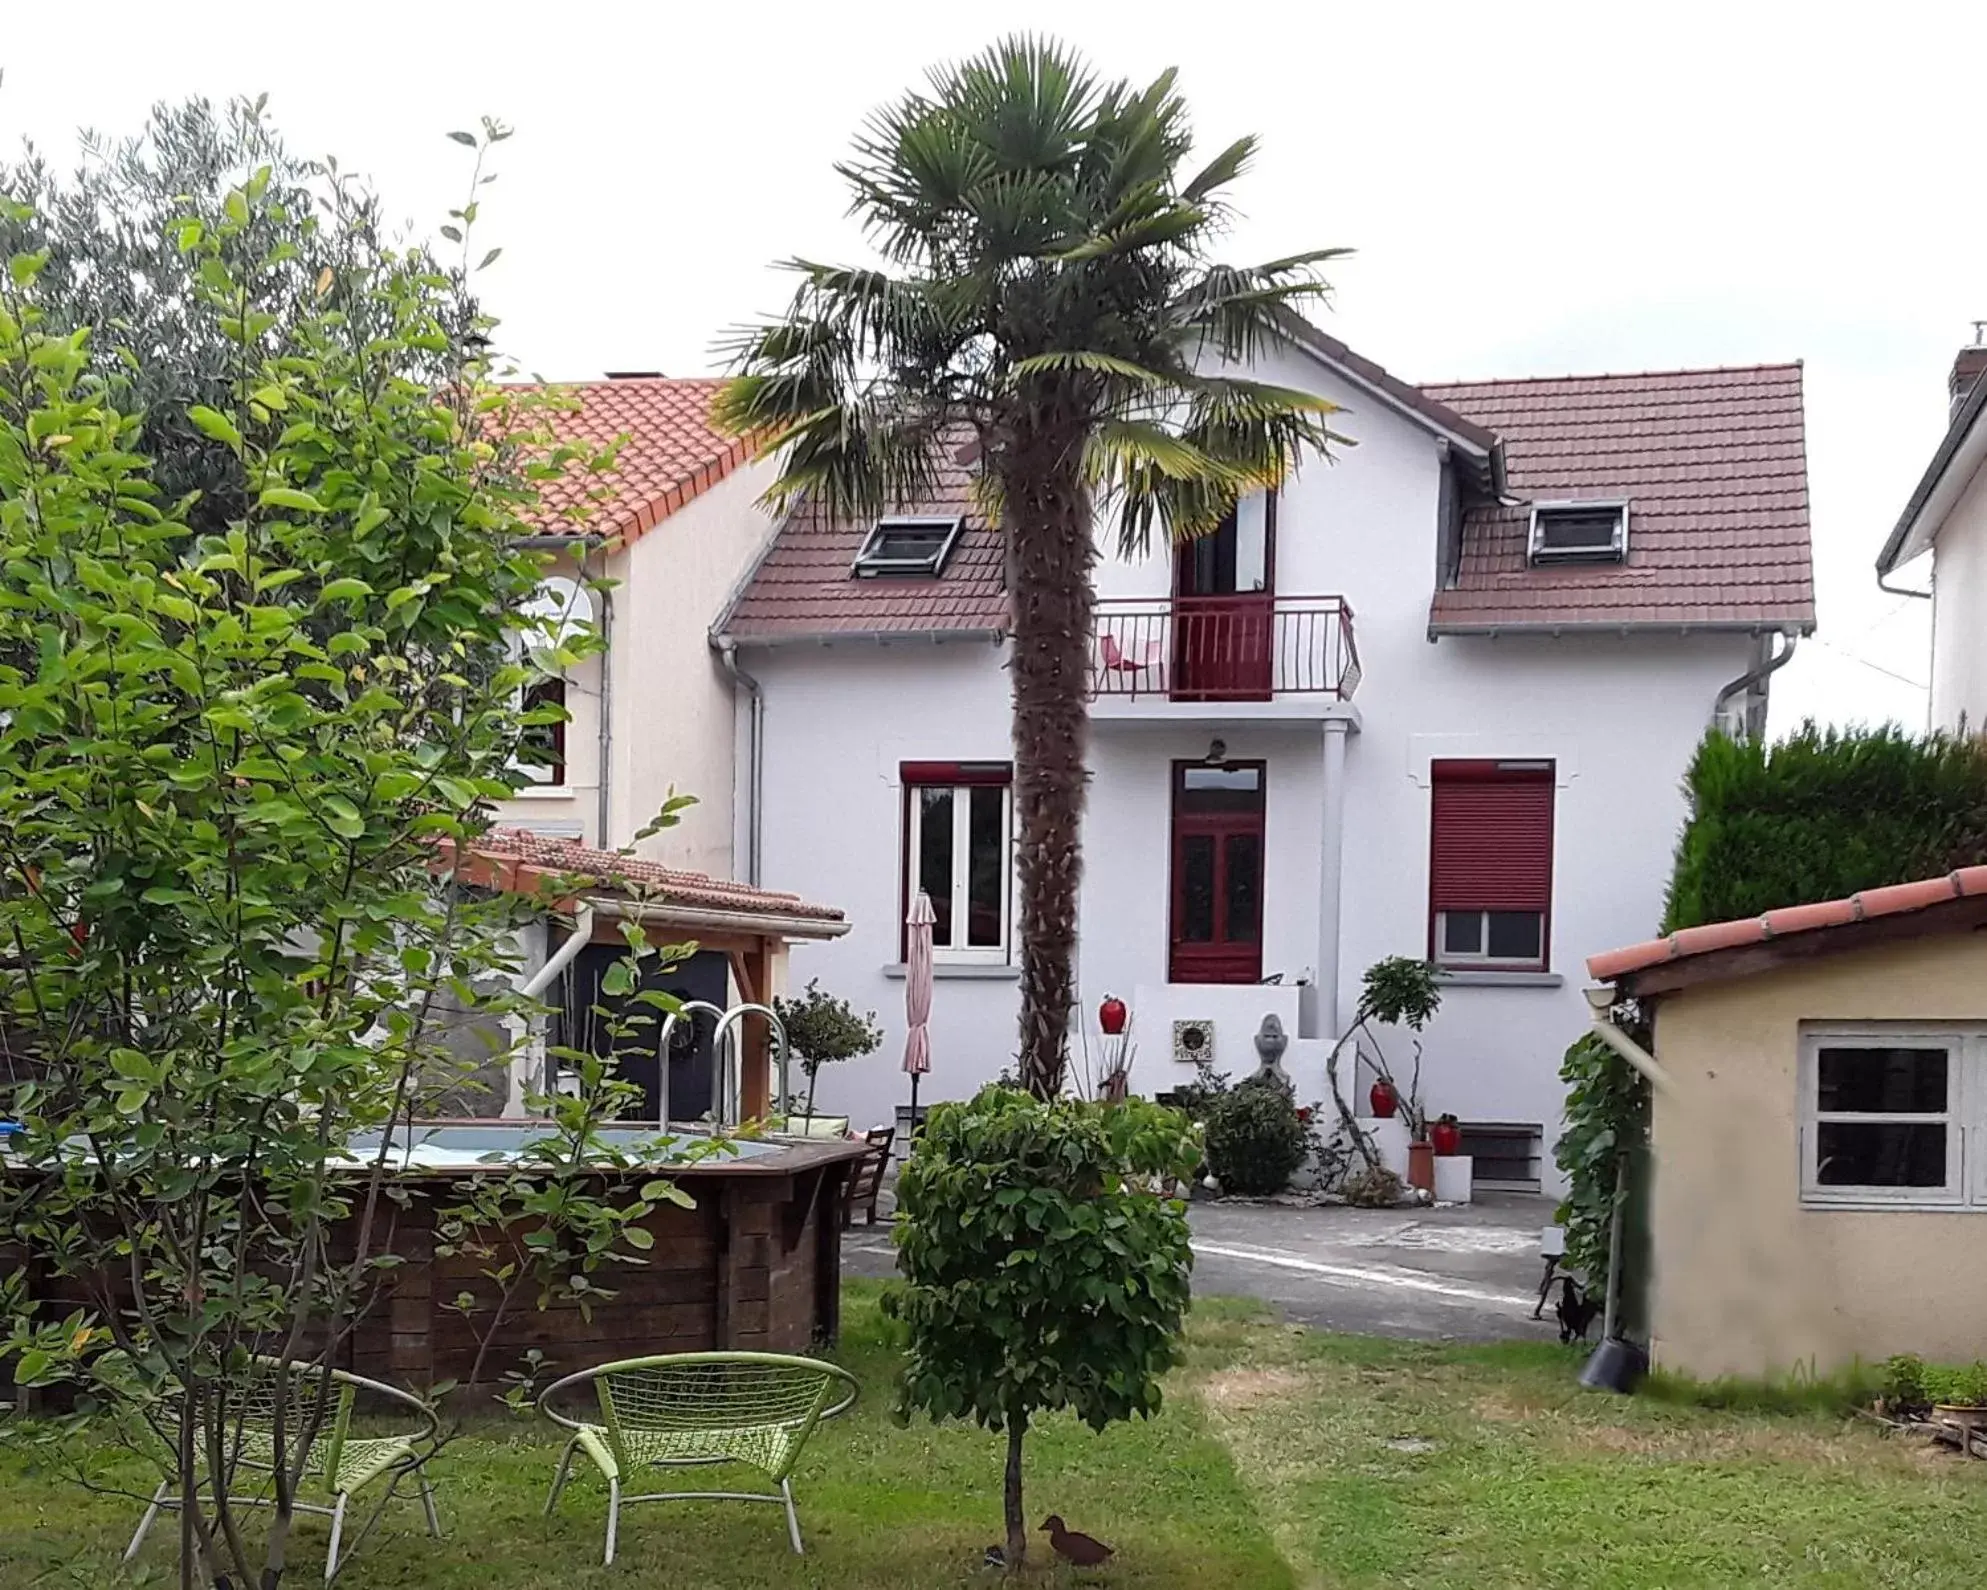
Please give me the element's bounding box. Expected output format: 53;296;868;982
1430;1113;1463;1156
1321;958;1443;1193
1924;1360;1987;1437
771;979;883;1131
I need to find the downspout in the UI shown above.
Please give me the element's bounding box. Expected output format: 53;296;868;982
509;905;596;1111
1711;631;1798;738
593;569;615;848
717;638;764;886
1878;568;1932;601
1581;985;1669;1385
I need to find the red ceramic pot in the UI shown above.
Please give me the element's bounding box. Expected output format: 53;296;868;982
1431;1118;1463;1156
1368;1079;1399;1118
1098;995;1128;1037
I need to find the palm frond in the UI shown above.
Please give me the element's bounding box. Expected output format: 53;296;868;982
1182;136;1256;202
1007;351;1173;387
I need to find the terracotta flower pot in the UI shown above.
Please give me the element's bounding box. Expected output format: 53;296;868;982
1431;1118;1463;1156
1369;1080;1399;1118
1407;1140;1435;1193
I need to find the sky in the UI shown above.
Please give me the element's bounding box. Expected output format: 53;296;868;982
2;0;1975;734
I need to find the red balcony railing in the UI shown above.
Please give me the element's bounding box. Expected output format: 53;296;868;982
1089;595;1361;702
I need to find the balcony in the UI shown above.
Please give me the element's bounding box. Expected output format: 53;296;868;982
1089;595;1361;719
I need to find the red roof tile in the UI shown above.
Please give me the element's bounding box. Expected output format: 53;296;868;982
505;378;754;548
1421;364;1816;634
720;438;1007;642
451;828;846;933
1587;866;1987;983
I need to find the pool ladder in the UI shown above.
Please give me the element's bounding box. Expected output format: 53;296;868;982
652;1000;791;1130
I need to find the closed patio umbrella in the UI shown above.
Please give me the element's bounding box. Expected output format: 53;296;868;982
903;890;935;1131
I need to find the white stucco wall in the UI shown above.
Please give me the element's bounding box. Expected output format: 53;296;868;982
746;345;1762;1184
1930;458;1987;733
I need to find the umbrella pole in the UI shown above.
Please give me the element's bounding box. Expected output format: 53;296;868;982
909;1070;921;1133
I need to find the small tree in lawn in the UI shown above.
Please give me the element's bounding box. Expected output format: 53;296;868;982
886;1087;1199;1572
772;978;882;1118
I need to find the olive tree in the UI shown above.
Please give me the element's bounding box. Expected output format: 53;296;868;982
885;1088;1199;1572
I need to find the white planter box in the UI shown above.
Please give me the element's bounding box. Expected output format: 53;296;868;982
1434;1154;1473;1205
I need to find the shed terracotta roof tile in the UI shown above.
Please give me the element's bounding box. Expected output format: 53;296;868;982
720;438;1007;642
504;378;753;548
1587;866;1987;982
1422;364;1816;634
453;828;846;930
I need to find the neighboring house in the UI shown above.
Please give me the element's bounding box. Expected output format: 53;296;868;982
1589;867;1987;1379
494;375;780;876
1876;332;1987;731
714;331;1816;1192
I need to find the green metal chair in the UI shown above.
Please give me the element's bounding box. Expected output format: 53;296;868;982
537;1351;858;1563
121;1360;441;1582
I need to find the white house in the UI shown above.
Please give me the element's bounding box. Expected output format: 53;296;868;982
496;374;780;876
1875;333;1987;731
713;331;1816;1192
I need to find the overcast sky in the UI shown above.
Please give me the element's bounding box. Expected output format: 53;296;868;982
4;1;1974;734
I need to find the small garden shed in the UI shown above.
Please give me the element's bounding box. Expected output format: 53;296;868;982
1590;866;1987;1381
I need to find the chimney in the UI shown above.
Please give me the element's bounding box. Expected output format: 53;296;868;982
1952;323;1987;418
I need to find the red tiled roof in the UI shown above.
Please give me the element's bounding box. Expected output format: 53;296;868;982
451;828;846;933
506;378;754;548
721;438;1007;642
1421;364;1816;634
1588;866;1987;985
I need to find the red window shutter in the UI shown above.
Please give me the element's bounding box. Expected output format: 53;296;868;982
900;761;1011;787
1429;761;1554;912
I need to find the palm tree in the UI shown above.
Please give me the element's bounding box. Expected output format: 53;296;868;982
717;37;1348;1095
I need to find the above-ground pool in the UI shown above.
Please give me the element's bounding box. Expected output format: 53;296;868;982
340;1121;785;1172
3;1120;872;1392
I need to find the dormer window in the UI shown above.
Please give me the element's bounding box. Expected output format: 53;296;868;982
1529;501;1628;564
852;515;963;578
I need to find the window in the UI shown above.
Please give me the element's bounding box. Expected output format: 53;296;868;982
518;677;567;787
902;762;1012;961
1801;1030;1973;1206
1428;759;1554;970
1529;501;1628;564
853;516;964;578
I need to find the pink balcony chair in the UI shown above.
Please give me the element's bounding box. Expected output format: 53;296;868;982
1098;630;1163;694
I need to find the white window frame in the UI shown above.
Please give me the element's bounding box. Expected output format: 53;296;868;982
905;778;1013;964
1433;909;1547;970
852;515;965;578
1528;499;1629;564
1798;1025;1978;1210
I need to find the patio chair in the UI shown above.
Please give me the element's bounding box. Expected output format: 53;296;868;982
1098;630;1164;693
538;1351;858;1563
121;1360;441;1582
843;1125;894;1227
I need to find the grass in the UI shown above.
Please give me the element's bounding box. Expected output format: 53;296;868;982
0;1284;1288;1589
1191;1314;1987;1589
4;1286;1984;1588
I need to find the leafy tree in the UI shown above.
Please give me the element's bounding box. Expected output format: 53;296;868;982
0;107;665;1589
885;1087;1199;1572
772;978;883;1116
718;37;1348;1094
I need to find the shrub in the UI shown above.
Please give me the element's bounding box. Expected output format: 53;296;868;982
1665;724;1987;931
1204;1074;1306;1196
886;1087;1199;1570
1921;1360;1987;1408
1341;1165;1404;1208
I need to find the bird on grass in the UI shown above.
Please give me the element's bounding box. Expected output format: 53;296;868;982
1041;1515;1114;1568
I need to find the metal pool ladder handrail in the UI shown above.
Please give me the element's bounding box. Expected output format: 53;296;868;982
653;1001;791;1128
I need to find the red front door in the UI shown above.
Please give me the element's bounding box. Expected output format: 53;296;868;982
1173;494;1275;701
1169;761;1267;983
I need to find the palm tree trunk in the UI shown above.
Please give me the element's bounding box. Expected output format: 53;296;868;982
1000;435;1094;1098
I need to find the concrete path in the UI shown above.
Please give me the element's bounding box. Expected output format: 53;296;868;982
842;1191;1562;1343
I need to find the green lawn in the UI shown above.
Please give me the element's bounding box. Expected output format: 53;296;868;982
3;1286;1983;1588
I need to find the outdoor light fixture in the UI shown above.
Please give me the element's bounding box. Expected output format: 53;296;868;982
1205;738;1228;765
1583;983;1617;1014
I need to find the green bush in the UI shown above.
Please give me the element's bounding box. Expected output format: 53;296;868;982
1665;724;1987;931
886;1087;1199;1570
1921;1360;1987;1408
1204;1075;1307;1196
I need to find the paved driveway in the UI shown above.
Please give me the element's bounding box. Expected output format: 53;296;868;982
842;1191;1562;1343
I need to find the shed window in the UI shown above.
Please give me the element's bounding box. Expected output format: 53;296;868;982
1429;760;1554;970
853;516;964;578
1800;1029;1974;1206
1529;501;1627;564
